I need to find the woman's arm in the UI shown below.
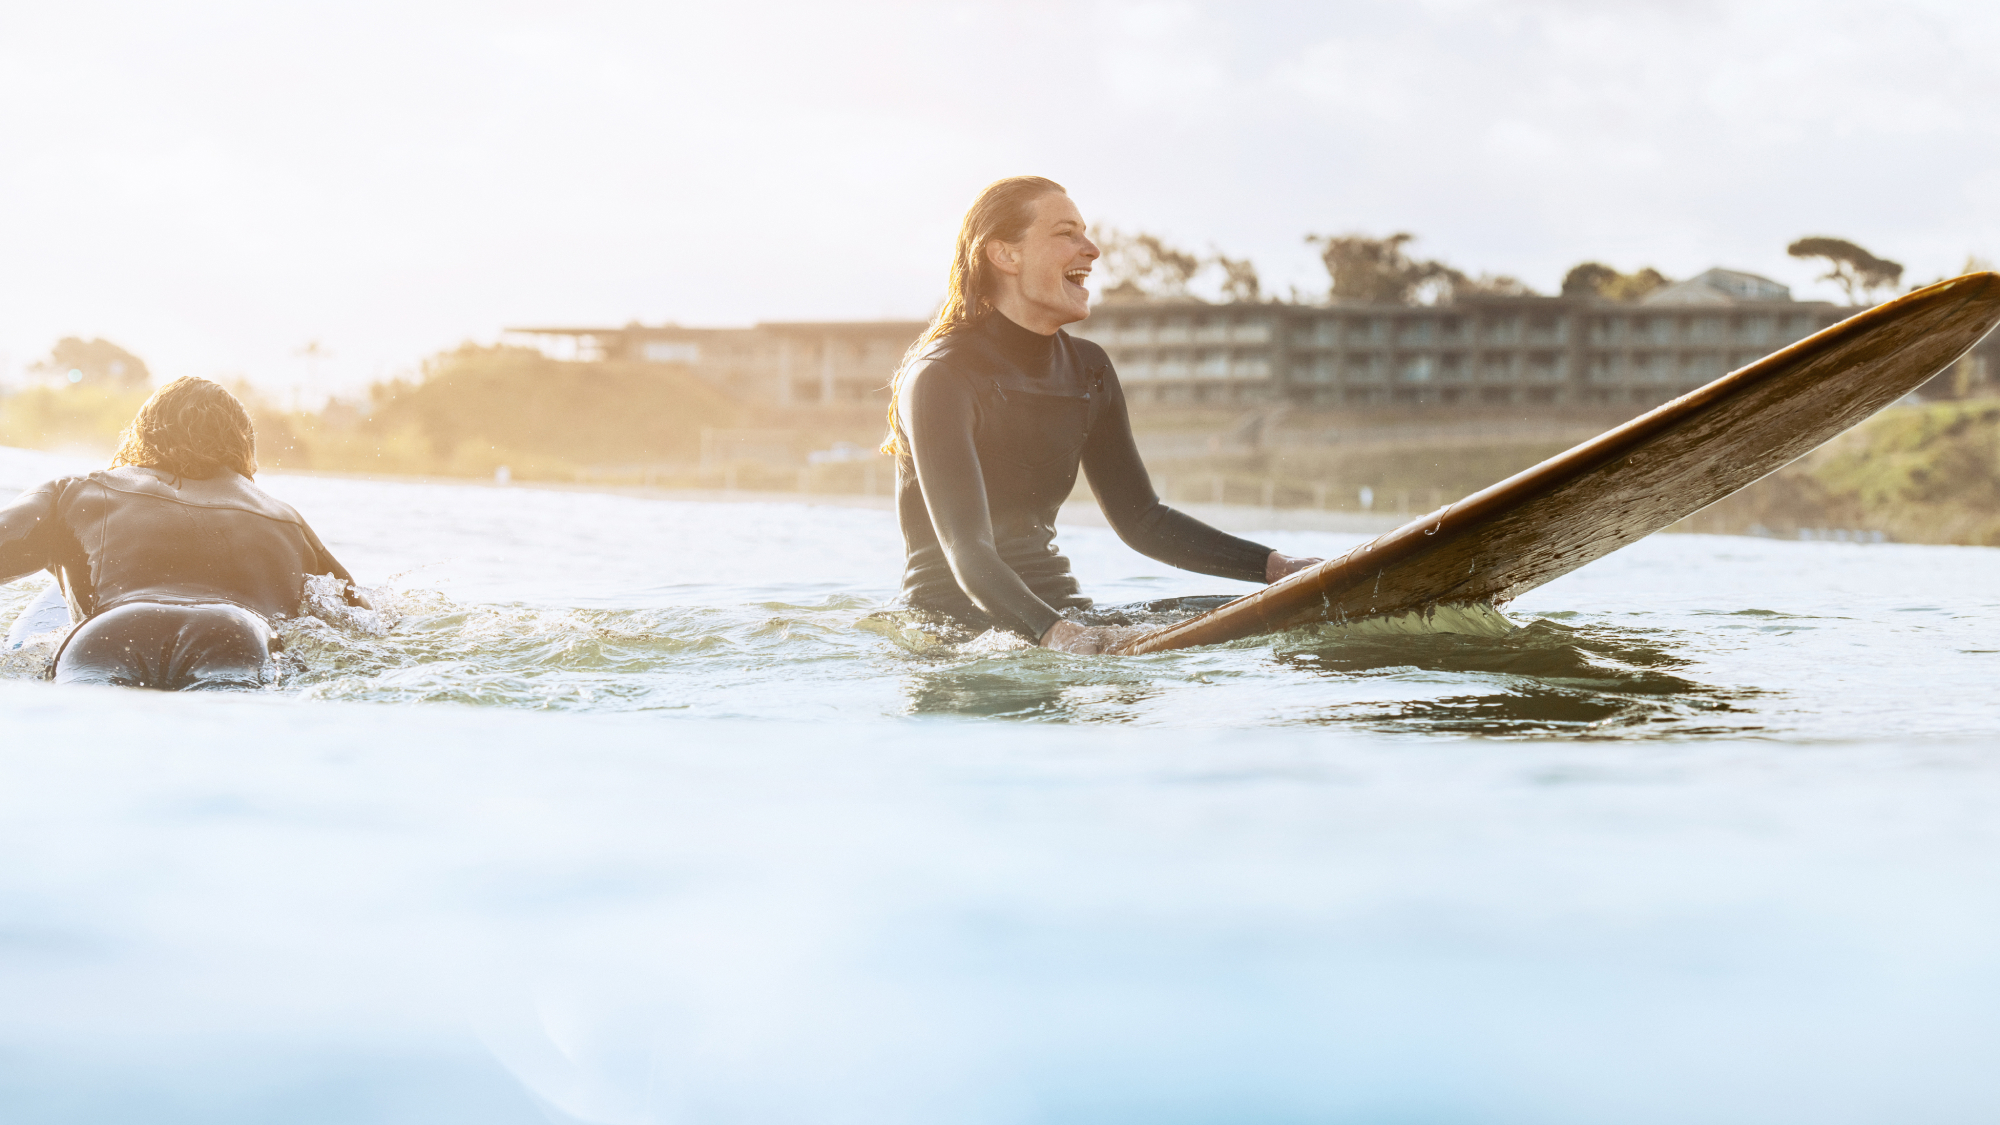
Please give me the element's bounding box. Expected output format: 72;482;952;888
300;522;369;608
0;483;62;587
1080;370;1278;582
902;366;1064;641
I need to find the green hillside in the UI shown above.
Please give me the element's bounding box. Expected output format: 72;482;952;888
1686;399;2000;544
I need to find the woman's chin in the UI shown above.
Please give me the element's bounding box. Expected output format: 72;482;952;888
1049;294;1091;324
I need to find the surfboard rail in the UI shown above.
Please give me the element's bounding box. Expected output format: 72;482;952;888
1117;271;2000;655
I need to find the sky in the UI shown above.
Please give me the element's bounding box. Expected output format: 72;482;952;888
2;0;1996;399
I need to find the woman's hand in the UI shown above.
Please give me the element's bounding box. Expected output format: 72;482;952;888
1265;551;1322;582
1040;619;1144;655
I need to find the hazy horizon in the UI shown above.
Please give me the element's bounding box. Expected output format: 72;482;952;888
3;0;1995;400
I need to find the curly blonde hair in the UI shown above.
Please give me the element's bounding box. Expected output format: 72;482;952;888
110;376;258;479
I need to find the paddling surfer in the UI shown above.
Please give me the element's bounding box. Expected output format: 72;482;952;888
886;176;1318;654
0;377;365;689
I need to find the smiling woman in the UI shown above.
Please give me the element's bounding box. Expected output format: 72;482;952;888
883;176;1319;654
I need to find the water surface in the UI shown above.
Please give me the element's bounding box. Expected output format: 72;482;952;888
4;445;2000;1124
8;449;1994;739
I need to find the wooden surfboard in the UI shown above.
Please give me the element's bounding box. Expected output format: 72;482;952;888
1117;271;2000;656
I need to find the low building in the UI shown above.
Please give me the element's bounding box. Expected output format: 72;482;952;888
504;320;927;405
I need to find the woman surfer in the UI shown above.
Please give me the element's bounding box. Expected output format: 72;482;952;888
887;176;1318;654
0;377;364;689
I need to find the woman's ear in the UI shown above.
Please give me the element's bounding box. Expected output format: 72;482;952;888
984;238;1022;277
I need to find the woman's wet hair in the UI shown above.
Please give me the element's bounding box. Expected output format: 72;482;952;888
110;376;259;480
882;175;1066;455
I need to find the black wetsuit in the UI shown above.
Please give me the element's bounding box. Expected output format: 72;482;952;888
893;311;1272;640
0;466;357;690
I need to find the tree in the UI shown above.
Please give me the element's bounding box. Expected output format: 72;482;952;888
1307;232;1539;304
1214;253;1262;303
1787;237;1903;304
1096;229;1204;300
1561;262;1672;302
1094;228;1267;303
29;337;151;387
1455;273;1539;299
1308;232;1438;303
1561;262;1618;297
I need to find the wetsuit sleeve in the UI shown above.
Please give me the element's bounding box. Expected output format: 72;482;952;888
0;482;63;586
901;366;1064;641
1081;368;1273;583
299;521;365;606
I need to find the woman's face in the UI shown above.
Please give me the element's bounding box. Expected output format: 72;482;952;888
988;192;1099;329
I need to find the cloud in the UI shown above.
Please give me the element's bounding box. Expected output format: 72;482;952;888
0;0;1995;393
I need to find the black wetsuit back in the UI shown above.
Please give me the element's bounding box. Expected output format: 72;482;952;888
0;466;355;689
893;312;1271;640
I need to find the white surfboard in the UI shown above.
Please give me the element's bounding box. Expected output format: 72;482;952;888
5;583;72;651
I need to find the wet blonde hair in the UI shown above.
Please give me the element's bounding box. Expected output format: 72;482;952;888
882;175;1067;455
110;376;258;479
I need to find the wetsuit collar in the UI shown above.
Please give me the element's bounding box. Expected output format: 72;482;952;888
977;310;1059;365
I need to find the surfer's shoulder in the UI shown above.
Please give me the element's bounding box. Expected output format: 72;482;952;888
86;466;309;527
912;325;982;367
34;474;100;503
897;355;978;406
1059;330;1111;368
900;332;985;395
2;476;83;514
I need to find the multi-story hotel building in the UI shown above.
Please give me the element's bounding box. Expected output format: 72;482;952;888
1069;268;1855;408
510;269;1989;409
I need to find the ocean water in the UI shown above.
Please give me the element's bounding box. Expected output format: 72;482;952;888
4;444;2000;1123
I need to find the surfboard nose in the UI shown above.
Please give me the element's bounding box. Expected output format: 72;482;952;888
1118;268;2000;655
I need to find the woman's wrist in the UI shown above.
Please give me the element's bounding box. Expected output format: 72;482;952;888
1040;619;1082;648
1265;551;1321;582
